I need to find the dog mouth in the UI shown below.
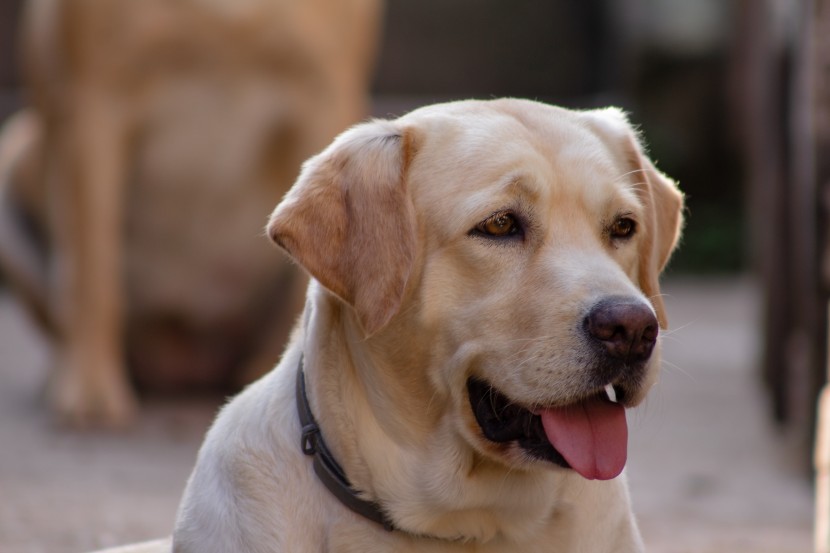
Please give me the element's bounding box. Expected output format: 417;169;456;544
467;377;628;480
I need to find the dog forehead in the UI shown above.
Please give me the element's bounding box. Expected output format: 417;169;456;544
403;101;633;227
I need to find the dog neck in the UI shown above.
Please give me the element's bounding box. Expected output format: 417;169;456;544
295;353;398;531
296;294;456;540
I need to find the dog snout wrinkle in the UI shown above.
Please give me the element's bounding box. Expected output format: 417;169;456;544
585;297;658;363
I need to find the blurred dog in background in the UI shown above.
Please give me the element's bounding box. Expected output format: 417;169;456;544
0;0;384;426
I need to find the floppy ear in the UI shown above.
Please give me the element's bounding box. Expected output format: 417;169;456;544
266;120;418;336
632;151;684;328
585;108;684;328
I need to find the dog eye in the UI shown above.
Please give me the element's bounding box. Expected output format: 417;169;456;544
474;211;522;238
610;217;636;239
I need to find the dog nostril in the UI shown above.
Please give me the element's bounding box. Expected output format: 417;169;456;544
585;297;659;361
641;323;658;343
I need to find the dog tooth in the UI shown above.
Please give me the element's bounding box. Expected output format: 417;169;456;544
604;384;618;403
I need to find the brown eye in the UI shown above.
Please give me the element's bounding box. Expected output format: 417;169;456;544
476;212;521;237
610;217;636;239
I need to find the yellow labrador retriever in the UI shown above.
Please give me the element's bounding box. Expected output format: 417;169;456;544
0;0;382;426
120;98;682;553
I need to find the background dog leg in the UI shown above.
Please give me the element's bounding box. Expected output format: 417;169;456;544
47;93;137;427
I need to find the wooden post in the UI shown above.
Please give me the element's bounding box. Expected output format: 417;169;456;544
816;0;830;549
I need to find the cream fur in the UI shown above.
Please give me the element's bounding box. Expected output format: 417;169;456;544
168;99;684;553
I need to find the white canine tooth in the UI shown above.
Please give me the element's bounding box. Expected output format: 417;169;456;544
604;384;618;403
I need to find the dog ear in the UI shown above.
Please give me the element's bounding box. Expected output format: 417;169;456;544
585;108;684;328
266;120;418;336
632;152;684;329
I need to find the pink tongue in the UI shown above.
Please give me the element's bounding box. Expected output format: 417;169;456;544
540;396;628;480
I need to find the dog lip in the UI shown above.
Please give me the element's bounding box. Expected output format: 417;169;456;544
528;384;623;413
467;377;571;468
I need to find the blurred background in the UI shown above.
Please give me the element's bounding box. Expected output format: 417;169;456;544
0;0;827;551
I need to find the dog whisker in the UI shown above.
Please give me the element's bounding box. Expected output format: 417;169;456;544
659;358;696;382
658;320;696;340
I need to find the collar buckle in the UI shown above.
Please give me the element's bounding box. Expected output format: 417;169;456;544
300;423;320;455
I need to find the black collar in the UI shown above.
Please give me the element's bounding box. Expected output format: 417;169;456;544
295;355;396;531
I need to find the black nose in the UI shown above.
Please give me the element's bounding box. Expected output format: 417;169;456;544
585;297;659;363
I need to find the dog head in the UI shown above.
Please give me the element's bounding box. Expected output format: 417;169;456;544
267;99;683;482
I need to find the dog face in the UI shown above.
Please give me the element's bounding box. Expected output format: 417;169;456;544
268;99;683;482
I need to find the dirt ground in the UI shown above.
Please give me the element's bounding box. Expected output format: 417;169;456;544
0;278;814;552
